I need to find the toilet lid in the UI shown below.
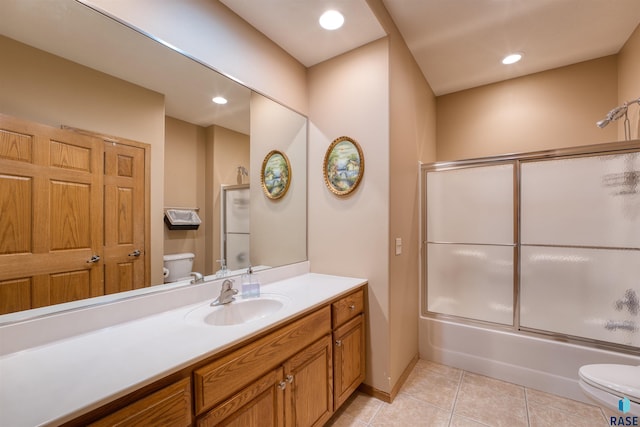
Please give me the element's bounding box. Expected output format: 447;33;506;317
579;364;640;402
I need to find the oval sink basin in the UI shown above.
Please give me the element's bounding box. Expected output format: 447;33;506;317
185;294;289;326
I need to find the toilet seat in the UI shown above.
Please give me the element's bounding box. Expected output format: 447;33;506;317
579;364;640;404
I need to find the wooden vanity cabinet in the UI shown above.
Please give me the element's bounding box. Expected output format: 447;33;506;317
67;284;366;427
199;335;333;427
193;307;331;415
332;289;366;408
194;307;334;427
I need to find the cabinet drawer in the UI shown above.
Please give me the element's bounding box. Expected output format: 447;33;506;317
332;289;364;327
194;306;331;415
88;378;192;427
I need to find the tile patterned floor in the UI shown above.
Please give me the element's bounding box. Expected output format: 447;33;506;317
326;360;613;427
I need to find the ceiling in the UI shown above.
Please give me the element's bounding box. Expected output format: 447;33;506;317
221;0;640;96
2;0;639;132
0;0;251;133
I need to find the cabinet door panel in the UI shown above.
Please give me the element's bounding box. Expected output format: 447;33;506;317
283;335;333;427
334;314;365;408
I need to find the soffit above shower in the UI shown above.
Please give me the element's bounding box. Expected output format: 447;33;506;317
221;0;640;96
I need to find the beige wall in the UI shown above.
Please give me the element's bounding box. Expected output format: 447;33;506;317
0;35;167;285
84;0;308;116
163;117;207;274
436;56;619;161
371;0;438;390
308;38;391;393
250;94;307;268
618;23;640;140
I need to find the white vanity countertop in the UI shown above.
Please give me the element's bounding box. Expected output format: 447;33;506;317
0;273;366;427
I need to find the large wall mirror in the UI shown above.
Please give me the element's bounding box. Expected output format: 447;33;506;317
0;0;307;321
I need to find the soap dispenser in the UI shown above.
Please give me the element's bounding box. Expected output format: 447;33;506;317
241;266;260;298
215;259;228;278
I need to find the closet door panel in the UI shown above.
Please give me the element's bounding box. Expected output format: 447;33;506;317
103;141;147;293
0;114;104;314
0;174;31;254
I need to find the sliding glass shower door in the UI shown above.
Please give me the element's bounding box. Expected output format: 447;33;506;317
426;163;515;325
423;142;640;350
520;152;640;347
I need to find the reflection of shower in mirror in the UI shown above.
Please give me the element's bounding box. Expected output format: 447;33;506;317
237;165;249;184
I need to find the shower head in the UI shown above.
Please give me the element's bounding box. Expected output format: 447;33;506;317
596;98;640;140
597;104;628;129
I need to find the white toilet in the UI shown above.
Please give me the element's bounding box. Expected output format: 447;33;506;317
579;364;640;416
163;253;195;283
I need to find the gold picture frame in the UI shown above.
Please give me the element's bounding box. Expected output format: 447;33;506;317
261;150;291;199
323;136;365;196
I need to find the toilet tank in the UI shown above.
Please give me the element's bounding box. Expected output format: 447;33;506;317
163;252;195;283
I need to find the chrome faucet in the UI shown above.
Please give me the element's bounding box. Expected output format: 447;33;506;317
190;272;204;284
211;279;238;306
615;289;639;316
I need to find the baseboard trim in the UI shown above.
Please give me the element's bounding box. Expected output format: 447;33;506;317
358;353;419;403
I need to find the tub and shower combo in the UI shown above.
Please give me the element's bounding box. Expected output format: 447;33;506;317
419;140;640;414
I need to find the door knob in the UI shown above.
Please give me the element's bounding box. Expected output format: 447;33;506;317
128;249;141;257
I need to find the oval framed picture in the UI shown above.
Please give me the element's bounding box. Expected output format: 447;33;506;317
261;150;291;200
323;136;365;196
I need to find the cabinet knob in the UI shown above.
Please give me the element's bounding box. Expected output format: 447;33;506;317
348;304;356;310
286;374;294;384
335;340;343;347
86;255;101;264
278;381;287;390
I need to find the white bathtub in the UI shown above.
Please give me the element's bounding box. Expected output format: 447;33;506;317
419;316;640;404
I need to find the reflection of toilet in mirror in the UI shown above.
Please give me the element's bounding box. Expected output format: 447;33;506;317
163;253;195;283
579;364;640;416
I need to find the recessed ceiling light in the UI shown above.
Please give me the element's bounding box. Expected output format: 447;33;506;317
212;96;227;105
319;10;344;30
502;53;523;65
